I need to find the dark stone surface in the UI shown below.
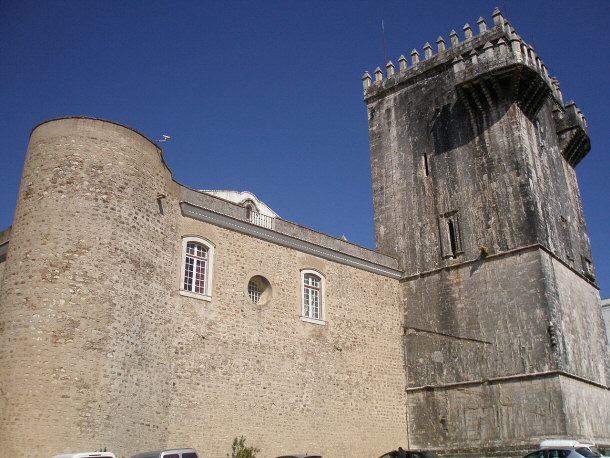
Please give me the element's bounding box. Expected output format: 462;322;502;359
365;16;609;457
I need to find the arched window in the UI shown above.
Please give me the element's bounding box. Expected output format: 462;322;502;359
180;236;215;301
242;199;258;222
301;269;325;324
184;242;208;293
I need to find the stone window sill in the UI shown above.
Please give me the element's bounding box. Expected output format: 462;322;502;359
179;290;212;302
300;316;326;326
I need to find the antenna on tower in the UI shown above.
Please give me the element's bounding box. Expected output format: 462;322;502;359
382;19;387;68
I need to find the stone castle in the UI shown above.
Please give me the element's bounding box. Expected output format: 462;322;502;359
0;8;608;458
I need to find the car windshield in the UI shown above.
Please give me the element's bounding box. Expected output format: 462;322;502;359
524;451;572;458
575;448;601;457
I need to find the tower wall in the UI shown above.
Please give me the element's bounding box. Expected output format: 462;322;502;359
402;249;609;455
0;117;179;456
364;11;609;455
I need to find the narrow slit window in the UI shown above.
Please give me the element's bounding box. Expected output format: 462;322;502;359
439;211;462;259
448;219;457;257
559;216;573;261
581;256;595;281
423;153;430;176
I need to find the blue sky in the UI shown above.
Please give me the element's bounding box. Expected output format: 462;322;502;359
1;1;608;297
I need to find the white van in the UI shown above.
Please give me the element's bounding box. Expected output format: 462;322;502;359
131;449;198;458
51;453;116;458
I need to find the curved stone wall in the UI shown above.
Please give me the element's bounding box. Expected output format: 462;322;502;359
0;117;179;456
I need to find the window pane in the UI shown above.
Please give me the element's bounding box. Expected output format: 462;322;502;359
248;280;261;303
187;242;207;259
311;288;319;319
194;258;207;294
184;256;194;290
304;273;320;288
304;286;320;319
186;242;196;255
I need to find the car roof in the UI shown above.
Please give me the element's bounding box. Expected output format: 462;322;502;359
131;450;197;458
378;450;440;458
52;454;116;458
526;448;586;457
541;440;595;448
275;455;322;458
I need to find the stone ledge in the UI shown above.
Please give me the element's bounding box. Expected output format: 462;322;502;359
180;199;402;278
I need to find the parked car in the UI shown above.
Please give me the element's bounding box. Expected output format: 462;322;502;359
523;448;599;458
540;440;607;458
378;450;440;458
51;453;116;458
275;455;322;458
131;449;198;458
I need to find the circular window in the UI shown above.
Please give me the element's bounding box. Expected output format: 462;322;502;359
246;275;271;306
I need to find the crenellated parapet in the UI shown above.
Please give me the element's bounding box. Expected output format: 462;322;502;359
555;100;590;166
362;8;564;122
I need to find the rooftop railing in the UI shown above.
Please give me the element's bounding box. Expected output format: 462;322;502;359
248;209;275;230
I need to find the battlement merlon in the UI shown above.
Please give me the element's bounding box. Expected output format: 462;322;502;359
361;9;564;110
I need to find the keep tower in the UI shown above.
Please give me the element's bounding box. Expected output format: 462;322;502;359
363;8;609;456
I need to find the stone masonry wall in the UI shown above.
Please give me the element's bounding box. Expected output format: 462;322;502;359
0;117;407;458
560;376;610;443
0;118;180;457
365;13;609;455
543;254;609;384
0;227;10;287
407;374;566;457
402;249;552;388
164;213;406;458
402;248;610;455
522;99;595;280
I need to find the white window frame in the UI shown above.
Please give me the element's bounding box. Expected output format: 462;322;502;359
300;268;326;325
179;235;215;301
